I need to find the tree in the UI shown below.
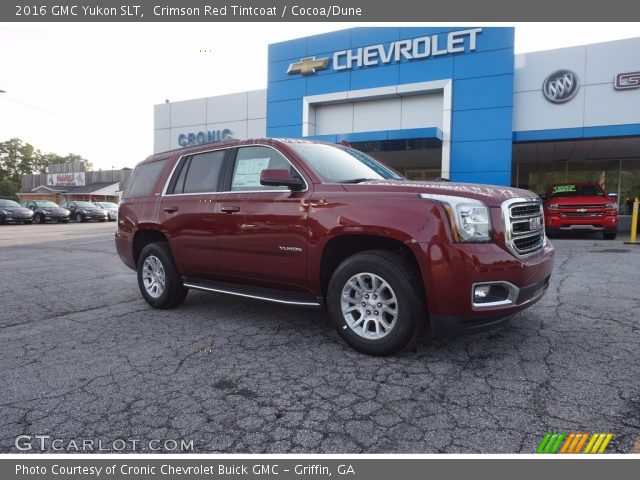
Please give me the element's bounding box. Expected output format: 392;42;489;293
0;138;90;197
0;177;20;197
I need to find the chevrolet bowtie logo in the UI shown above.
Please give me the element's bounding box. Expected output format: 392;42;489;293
287;56;330;76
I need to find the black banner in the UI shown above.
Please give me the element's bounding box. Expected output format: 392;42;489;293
3;0;640;22
3;458;640;480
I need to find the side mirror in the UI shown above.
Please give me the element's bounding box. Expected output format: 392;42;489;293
260;169;305;191
539;193;546;200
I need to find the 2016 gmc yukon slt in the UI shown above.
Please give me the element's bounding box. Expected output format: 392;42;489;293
115;139;554;355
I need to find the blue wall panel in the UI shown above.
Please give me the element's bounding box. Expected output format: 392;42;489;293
267;99;303;128
307;30;352;56
306;73;350;96
450;139;513;175
267;26;515;185
453;75;514;111
453;49;514;79
351;27;401;48
398;56;454;85
268;37;307;62
267;78;307;103
350;64;400;90
451;107;514;142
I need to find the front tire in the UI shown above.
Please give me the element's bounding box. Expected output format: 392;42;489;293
34;213;45;224
75;212;84;223
137;242;188;309
603;229;617;240
327;250;424;356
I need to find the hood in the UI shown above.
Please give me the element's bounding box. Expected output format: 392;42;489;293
546;195;615;206
2;206;33;213
340;180;538;207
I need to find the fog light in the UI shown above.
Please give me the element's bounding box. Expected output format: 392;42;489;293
472;282;519;308
474;285;491;301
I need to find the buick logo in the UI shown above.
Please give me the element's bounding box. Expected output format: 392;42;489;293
543;70;579;103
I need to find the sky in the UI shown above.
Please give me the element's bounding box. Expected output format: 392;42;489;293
1;22;639;171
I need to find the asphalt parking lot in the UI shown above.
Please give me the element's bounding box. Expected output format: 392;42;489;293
0;222;638;453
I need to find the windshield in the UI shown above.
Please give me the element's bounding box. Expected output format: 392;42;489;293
75;201;95;208
550;184;605;198
35;201;58;207
98;202;118;208
288;143;403;183
0;200;20;208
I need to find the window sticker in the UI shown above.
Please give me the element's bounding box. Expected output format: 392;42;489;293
233;157;271;188
553;185;576;194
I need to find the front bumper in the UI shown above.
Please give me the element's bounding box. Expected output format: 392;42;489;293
546;213;618;231
2;213;33;223
415;240;554;336
44;213;70;221
83;212;109;221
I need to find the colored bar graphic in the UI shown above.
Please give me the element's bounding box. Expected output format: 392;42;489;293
583;433;613;454
537;433;565;453
537;432;613;454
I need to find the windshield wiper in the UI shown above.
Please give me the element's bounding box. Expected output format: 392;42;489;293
338;178;377;184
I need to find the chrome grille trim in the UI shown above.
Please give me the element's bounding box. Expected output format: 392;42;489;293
501;197;546;258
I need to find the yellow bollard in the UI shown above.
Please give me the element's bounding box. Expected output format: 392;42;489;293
626;197;639;245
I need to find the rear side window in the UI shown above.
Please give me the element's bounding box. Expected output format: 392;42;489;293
123;160;167;198
182;150;225;194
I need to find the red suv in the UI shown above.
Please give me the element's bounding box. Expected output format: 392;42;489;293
115;139;554;355
543;183;618;240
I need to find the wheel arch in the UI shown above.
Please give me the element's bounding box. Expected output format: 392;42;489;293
319;234;427;309
132;229;169;268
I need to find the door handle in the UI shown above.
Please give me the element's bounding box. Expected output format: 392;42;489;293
221;206;241;214
163;207;179;213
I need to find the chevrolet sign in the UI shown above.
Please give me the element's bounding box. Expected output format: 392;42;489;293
287;28;482;75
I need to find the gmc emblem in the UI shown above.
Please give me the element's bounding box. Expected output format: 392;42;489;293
529;216;543;230
615;71;640;90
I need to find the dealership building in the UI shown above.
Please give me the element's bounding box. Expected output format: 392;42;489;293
154;27;640;212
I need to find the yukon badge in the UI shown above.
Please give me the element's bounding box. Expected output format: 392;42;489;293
279;246;303;253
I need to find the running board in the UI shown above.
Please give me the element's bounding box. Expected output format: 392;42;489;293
182;277;322;307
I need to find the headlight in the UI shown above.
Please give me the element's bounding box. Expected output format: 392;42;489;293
82;210;91;214
604;204;617;209
420;194;492;242
1;209;12;215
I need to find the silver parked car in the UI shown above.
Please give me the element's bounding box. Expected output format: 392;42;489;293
93;201;118;221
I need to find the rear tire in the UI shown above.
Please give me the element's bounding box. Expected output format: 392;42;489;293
137;242;188;309
327;250;424;356
603;230;617;240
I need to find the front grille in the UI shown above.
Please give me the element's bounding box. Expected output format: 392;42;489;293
560;212;603;218
561;204;606;209
502;198;546;258
510;203;541;217
513;233;545;253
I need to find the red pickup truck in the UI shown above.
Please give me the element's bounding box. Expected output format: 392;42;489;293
543;183;618;239
115;139;554;355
